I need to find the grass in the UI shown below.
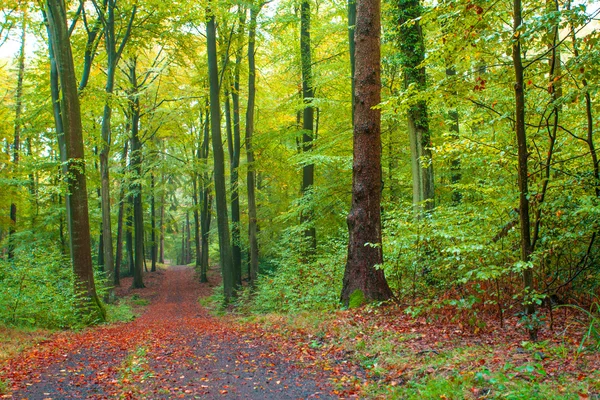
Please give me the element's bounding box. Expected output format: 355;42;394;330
0;377;8;395
239;306;600;399
0;326;52;362
105;295;150;323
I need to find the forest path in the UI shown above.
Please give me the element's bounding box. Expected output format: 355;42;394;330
1;266;357;399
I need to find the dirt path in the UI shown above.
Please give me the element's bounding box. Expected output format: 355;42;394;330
1;266;359;399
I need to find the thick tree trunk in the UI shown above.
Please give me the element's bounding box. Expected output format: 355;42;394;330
300;0;316;252
340;0;393;306
46;0;104;320
512;0;536;341
207;7;235;300
45;12;71;257
246;3;262;284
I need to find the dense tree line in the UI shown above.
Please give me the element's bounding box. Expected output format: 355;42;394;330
0;0;598;336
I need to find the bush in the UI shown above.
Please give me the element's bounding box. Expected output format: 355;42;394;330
0;247;105;329
240;229;347;314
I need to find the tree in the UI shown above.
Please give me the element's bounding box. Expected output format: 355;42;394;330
8;8;26;260
395;0;434;212
206;4;234;301
300;0;316;251
340;0;393;306
245;1;263;284
45;0;104;320
91;0;137;295
229;7;245;287
126;56;145;289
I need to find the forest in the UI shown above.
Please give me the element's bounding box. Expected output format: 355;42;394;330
0;0;599;398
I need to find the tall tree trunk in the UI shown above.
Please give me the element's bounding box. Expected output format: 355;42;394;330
180;220;186;264
159;190;165;264
300;0;316;251
192;163;201;272
446;68;461;205
397;0;434;212
97;1;136;300
44;11;71;256
246;3;262;284
340;0;393;306
230;10;244;285
8;13;26;260
128;57;144;289
46;0;104;320
114;141;129;286
348;0;356;121
512;0;536;341
207;5;235;301
186;212;192;264
232;12;244;284
200;113;211;283
150;172;157;272
126;195;134;276
159;141;166;264
224;82;241;286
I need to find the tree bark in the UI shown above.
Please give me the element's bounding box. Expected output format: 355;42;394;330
8;12;26;260
246;3;262;284
397;0;434;212
207;5;235;300
200;112;211;283
150;172;157;272
300;0;316;252
230;10;245;285
446;68;461;204
46;0;104;320
114;141;129;285
340;0;393;306
96;0;136;300
512;0;536;341
348;0;356;121
126;195;134;276
128;57;145;289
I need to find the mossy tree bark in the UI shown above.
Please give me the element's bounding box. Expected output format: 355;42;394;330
340;0;393;306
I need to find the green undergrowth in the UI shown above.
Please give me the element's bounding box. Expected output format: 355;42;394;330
0;249;97;329
0;377;8;395
105;295;149;323
240;307;600;399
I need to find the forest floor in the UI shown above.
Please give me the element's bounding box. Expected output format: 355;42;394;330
1;265;600;399
0;265;362;399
